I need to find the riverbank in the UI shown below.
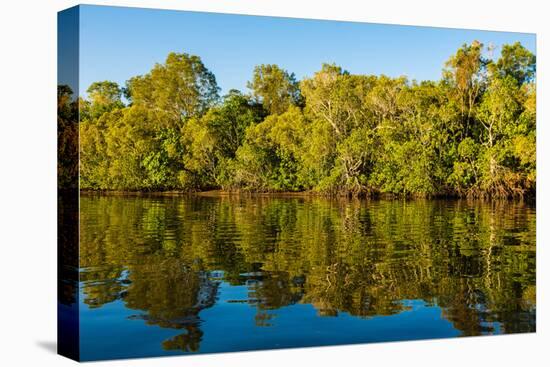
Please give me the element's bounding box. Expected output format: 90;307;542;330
79;189;319;198
78;189;535;203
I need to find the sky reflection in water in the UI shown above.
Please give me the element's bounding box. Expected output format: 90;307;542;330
74;195;535;360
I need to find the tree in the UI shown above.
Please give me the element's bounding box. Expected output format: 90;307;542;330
202;90;266;158
247;64;302;115
78;43;536;198
58;85;79;189
80;105;185;190
126;52;219;121
443;41;488;138
180;90;265;189
230;106;308;191
81;81;125;120
87;81;122;105
494;42;536;85
477;76;520;149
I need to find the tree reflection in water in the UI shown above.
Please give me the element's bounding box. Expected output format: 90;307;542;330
79;195;536;352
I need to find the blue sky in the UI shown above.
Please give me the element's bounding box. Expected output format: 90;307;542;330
77;5;536;96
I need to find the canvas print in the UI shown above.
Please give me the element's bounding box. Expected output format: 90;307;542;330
58;5;536;362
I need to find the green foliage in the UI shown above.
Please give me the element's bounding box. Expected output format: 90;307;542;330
80;106;185;190
247;64;302;115
58;85;79;189
180;90;266;189
80;81;125;121
494;42;536;85
125;52;219;120
229;106;308;191
78;42;536;198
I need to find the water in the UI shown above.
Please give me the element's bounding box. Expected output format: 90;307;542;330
74;194;536;360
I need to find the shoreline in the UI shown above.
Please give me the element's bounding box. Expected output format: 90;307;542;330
79;189;320;198
78;189;536;202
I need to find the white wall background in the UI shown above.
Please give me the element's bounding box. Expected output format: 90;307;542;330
0;1;547;366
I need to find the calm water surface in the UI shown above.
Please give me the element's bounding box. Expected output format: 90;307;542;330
75;195;536;360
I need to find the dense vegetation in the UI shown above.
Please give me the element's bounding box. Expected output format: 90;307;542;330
63;41;536;198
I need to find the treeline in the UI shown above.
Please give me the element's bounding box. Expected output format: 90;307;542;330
62;41;536;197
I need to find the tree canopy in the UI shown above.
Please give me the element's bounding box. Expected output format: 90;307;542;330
76;43;536;198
